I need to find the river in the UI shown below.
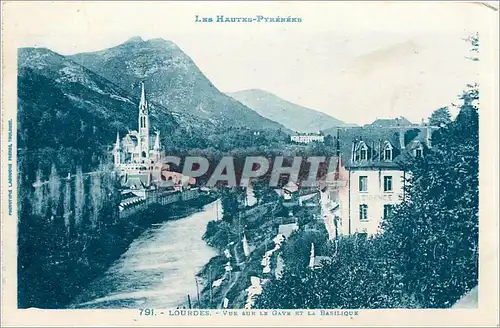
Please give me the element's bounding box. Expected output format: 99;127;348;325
71;199;222;309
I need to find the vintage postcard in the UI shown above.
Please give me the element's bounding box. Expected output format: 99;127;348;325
1;1;499;327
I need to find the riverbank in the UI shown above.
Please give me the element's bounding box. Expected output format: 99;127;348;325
194;198;289;309
19;193;216;309
194;191;329;309
69;196;219;309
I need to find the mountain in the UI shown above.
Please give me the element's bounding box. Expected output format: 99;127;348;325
17;47;196;176
17;40;289;177
69;37;286;131
227;89;347;133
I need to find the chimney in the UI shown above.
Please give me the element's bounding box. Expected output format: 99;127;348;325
378;139;382;161
426;126;432;148
351;139;356;162
399;128;405;149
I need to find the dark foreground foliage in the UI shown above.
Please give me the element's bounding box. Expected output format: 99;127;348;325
255;85;479;309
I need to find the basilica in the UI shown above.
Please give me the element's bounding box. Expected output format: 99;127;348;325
112;82;168;190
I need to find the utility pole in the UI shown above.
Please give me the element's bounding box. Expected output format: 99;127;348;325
209;267;213;308
187;294;192;309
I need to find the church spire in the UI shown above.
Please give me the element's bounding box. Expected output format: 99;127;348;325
114;131;121;149
138;81;150;158
113;131;122;165
140;81;147;109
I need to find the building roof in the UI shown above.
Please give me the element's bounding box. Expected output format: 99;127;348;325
278;223;299;239
328;125;439;169
367;117;415;128
155;180;175;189
283;181;299;193
121;173;150;189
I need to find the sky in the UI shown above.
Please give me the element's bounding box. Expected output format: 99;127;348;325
4;1;495;125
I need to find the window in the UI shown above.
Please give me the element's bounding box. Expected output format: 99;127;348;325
359;176;368;192
360;149;367;160
359;204;368;221
358;142;368;161
384;148;392;161
383;204;393;219
415;148;423;158
383;142;393;161
384;176;393;192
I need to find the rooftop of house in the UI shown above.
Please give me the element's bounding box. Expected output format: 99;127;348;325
121;173;150;189
329;125;439;169
366;117;415;128
278;223;299;239
283;181;299;193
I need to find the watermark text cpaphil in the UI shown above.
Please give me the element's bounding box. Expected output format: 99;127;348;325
195;15;303;23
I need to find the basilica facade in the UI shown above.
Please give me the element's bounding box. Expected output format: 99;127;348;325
112;82;168;190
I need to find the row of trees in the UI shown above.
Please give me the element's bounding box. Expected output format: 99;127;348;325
255;84;479;309
18;161;122;308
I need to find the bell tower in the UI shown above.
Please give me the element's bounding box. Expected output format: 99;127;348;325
138;81;150;159
113;131;123;166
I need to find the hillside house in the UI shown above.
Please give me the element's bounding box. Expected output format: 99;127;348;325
325;124;438;236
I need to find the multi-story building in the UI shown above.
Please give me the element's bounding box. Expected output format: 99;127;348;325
290;133;325;144
323;125;437;236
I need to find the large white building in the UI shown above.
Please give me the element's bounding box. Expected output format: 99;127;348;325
290;133;325;144
322;125;436;236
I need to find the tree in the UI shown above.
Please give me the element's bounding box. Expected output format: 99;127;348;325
324;134;334;147
48;164;61;217
429;107;452;127
463;32;479;62
381;84;479;308
220;187;245;223
256;84;479;309
255;236;421;309
252;178;278;205
74;167;85;229
404;128;422;146
281;230;327;270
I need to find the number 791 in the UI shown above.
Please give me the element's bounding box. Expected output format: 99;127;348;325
139;308;155;316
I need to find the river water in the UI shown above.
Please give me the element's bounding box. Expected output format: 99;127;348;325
71;200;222;309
